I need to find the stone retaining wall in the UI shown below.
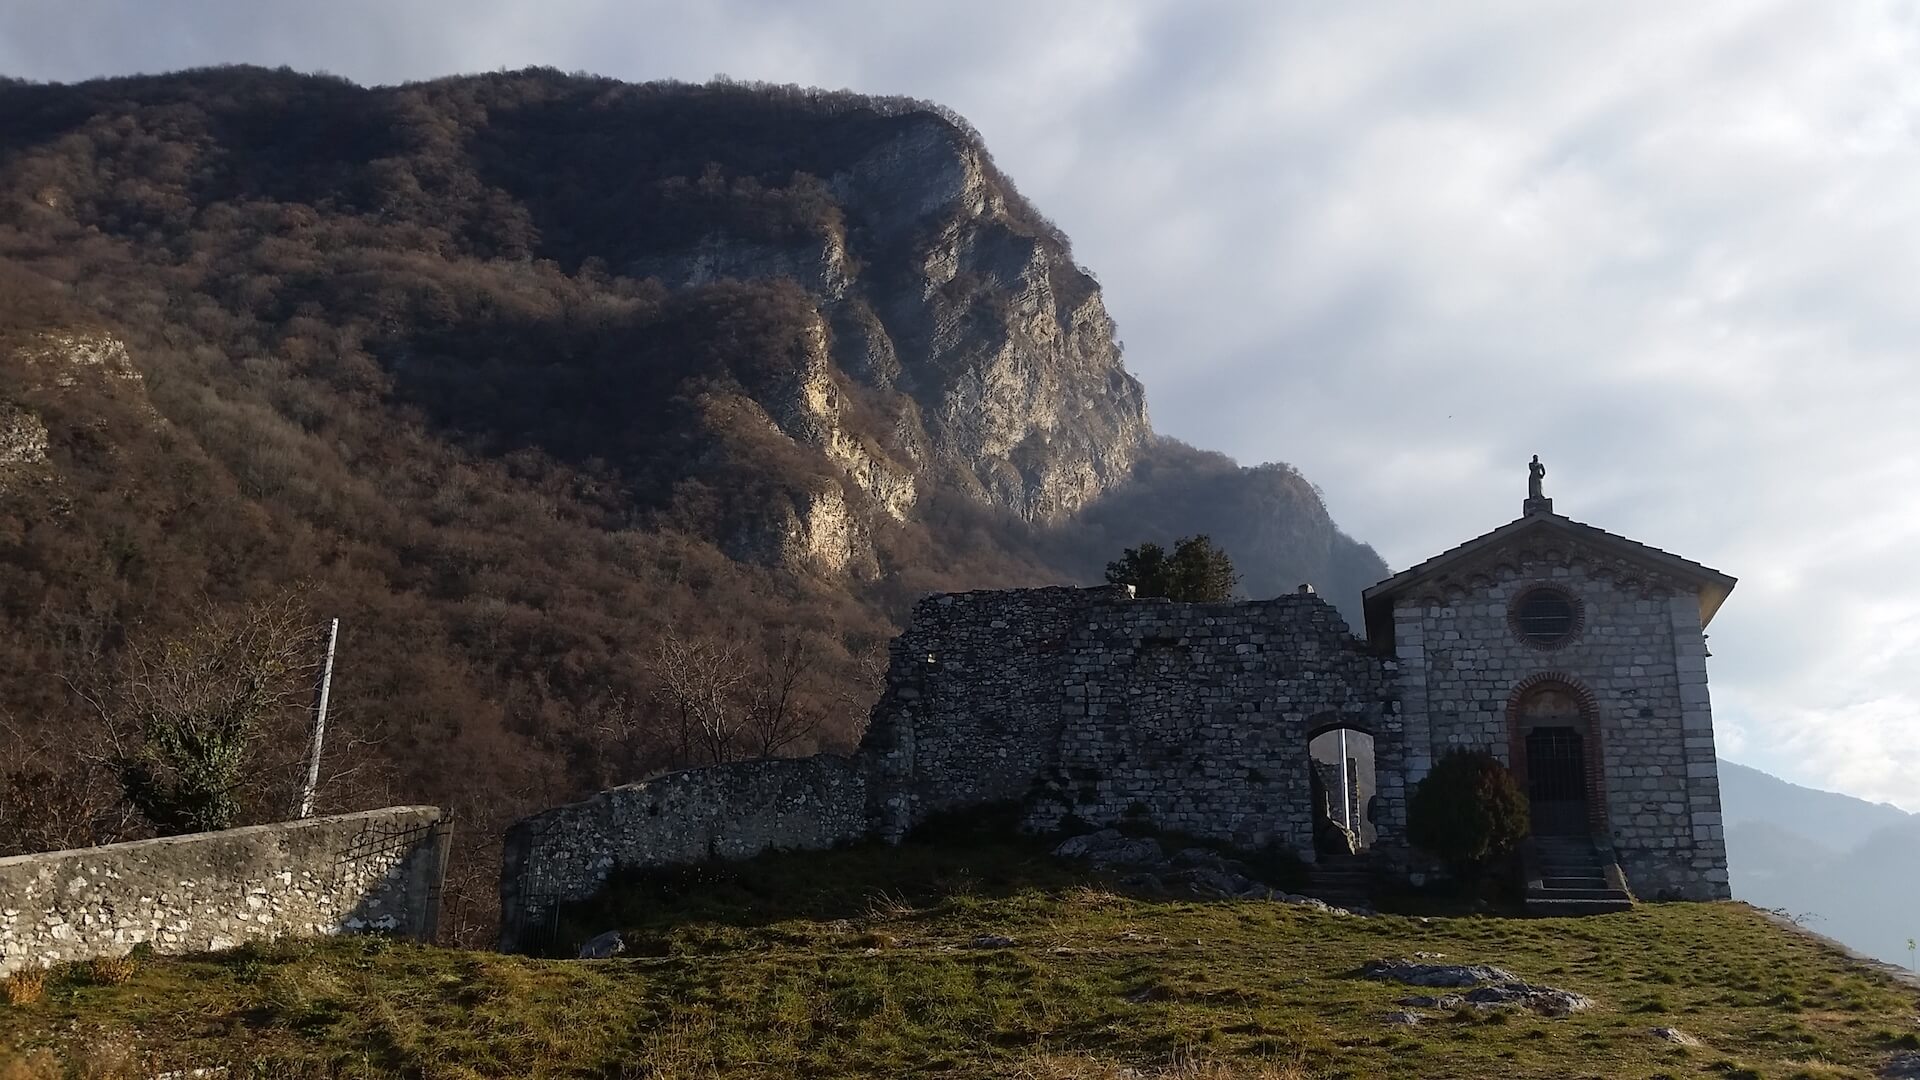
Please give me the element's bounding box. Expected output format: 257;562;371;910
497;756;867;951
0;806;448;975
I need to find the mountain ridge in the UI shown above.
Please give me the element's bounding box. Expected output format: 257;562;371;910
1716;757;1918;967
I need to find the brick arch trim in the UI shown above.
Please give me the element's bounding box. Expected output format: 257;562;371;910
1505;673;1608;837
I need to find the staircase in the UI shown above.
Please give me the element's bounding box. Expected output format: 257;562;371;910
1525;837;1633;915
1306;851;1375;911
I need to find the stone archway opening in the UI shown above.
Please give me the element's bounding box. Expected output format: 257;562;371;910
1307;725;1375;853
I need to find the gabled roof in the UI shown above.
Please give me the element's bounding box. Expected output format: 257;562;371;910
1361;509;1737;644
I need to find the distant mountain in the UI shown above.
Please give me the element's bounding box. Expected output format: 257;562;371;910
1718;759;1913;842
1717;759;1918;967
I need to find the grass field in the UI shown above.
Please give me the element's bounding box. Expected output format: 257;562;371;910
2;836;1916;1079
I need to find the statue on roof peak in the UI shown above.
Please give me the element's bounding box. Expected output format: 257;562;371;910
1528;455;1546;501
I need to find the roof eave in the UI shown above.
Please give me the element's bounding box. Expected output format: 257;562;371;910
1361;512;1738;624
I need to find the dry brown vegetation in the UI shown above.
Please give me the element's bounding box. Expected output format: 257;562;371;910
0;67;1384;941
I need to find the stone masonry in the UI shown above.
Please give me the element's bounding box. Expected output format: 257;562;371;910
498;757;868;951
500;492;1738;943
0;806;449;975
1368;507;1735;900
862;587;1398;856
501;586;1398;948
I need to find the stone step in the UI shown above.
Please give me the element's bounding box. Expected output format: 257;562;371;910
1525;896;1634;916
1532;886;1626;901
1541;876;1610;891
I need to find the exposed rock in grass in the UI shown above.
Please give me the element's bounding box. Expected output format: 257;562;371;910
1383;1010;1427;1026
1884;1052;1920;1079
969;934;1016;949
1463;984;1594;1016
1268;893;1358;914
1056;831;1365;912
577;930;625;959
1365;956;1592;1016
1651;1027;1703;1047
1054;830;1164;867
1361;958;1520;987
1397;994;1465;1009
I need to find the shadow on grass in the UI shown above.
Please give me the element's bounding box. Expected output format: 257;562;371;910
533;803;1332;957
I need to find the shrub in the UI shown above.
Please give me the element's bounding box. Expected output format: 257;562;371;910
86;952;138;986
1104;535;1240;602
1;963;47;1005
1407;750;1529;884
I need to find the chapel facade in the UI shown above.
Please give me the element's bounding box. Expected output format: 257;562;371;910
1361;460;1735;901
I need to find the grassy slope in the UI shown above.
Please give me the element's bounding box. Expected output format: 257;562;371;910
2;840;1916;1080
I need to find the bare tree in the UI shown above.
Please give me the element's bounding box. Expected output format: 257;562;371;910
834;640;889;747
744;633;822;759
77;590;327;835
0;714;141;855
651;627;751;766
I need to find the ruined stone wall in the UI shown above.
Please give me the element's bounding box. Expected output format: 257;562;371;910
1390;557;1730;900
498;585;1404;951
863;586;1401;862
498;756;867;951
861;586;1122;838
0;807;447;976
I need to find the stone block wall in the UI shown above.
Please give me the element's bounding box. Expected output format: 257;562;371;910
860;586;1133;838
862;586;1400;862
0;806;448;976
498;756;867;951
1039;595;1396;857
498;585;1406;951
1390;556;1730;899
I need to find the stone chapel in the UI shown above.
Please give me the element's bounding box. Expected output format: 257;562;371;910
1361;460;1735;903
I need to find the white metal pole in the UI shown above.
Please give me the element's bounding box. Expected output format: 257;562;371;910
1338;728;1352;833
297;618;339;819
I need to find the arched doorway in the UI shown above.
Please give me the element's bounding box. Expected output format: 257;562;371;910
1508;680;1603;838
1307;724;1375;853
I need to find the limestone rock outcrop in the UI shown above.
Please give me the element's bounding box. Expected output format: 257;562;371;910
0;405;47;469
635;112;1148;556
606;105;1384;602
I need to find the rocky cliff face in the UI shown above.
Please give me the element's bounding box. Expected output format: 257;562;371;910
628;112;1149;541
0;68;1376;605
0;405;48;471
0;328;155;492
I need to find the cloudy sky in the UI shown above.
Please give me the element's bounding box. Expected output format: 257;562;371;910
4;1;1917;811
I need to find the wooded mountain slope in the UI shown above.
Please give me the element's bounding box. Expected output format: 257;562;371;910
0;67;1383;937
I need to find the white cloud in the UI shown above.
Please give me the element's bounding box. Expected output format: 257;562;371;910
4;0;1919;809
